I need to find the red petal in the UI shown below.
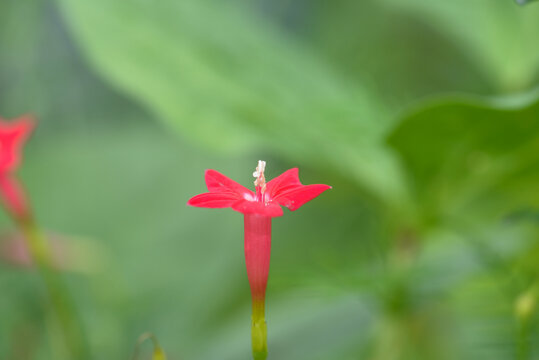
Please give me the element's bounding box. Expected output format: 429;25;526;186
272;184;331;211
205;169;253;198
267;168;331;211
232;200;283;217
265;168;301;198
0;115;35;173
187;192;240;208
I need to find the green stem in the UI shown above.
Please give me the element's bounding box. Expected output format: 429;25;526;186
251;300;267;360
516;320;530;360
515;284;537;360
18;217;91;360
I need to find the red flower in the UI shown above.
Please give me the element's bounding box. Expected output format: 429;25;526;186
0;115;35;219
188;161;330;360
187;163;331;217
0;115;34;174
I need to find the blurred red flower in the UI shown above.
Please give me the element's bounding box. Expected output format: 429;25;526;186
0;115;34;219
0;115;34;174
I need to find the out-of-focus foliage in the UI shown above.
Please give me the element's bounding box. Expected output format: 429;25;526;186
55;0;410;209
379;0;539;92
389;94;539;224
1;0;538;359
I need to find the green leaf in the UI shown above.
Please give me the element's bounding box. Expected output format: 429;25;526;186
379;0;539;92
304;1;494;110
54;0;409;208
388;91;539;225
54;0;381;148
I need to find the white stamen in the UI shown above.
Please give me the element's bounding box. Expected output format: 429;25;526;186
253;160;266;178
253;160;266;193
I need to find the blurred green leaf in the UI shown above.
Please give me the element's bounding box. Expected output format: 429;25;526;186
54;0;410;208
388;92;539;225
379;0;539;92
304;0;493;109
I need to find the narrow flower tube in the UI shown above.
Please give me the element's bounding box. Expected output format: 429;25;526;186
244;214;271;303
0;174;30;221
244;214;271;359
188;160;331;359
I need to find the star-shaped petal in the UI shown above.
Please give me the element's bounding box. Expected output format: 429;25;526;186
188;165;330;217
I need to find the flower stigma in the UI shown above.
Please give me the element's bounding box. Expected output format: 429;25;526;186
253;160;266;201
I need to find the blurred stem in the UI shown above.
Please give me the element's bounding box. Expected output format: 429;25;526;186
515;284;537;360
516;320;530;360
0;174;89;358
18;216;91;360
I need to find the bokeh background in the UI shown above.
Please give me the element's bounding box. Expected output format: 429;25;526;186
1;0;539;359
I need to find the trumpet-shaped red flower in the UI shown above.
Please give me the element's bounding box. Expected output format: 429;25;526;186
0;115;34;219
188;161;330;360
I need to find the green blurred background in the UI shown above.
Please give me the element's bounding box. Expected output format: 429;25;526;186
1;0;538;359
